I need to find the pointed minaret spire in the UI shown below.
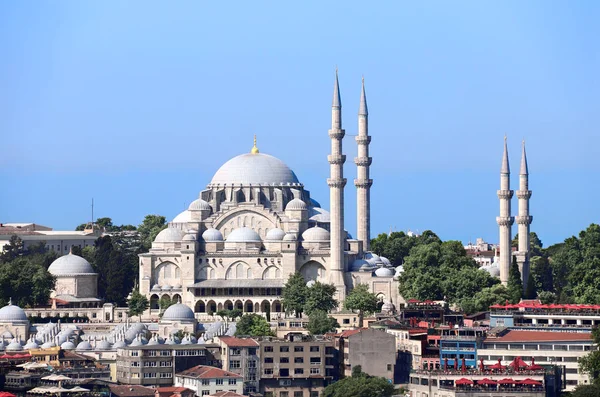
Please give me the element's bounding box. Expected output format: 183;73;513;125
520;140;528;175
332;68;341;108
501;136;510;174
359;76;368;116
355;76;372;252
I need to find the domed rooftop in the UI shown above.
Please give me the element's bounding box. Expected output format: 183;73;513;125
61;341;76;350
188;198;211;211
0;301;28;323
283;233;297;242
24;339;40;349
381;301;395;313
481;264;500;277
41;341;56;349
286;198;307;211
374;267;395;277
155;228;186;243
265;228;286;241
48;253;95;276
226;227;261;243
364;252;384;266
96;340;112;350
162;303;195;322
6;340;23;351
308;207;331;223
113;340;127;349
350;259;375;272
302;227;330;242
76;341;92;351
172;211;192;223
210;152;300;186
202;228;224;242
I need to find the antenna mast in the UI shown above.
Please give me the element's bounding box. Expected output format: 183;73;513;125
91;198;94;227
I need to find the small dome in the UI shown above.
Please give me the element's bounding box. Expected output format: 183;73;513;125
380;256;391;266
96;340;112;350
308;207;331;223
350;259;375;272
381;301;395;313
183;233;197;242
0;302;28;322
202;228;224;242
6;341;23;351
283;233;297;242
394;265;404;278
210;153;300;186
286;198;307;211
41;341;56;349
481;264;500;277
155;228;186;243
2;330;14;338
172;210;192;223
226;227;261;243
113;340;127;349
164;335;179;345
302;227;330;242
162;303;195;322
374;267;395;277
48;253;95;276
129;337;146;347
365;252;384;266
188;198;211;211
151;284;160;291
161;285;172;291
24;339;40;349
265;228;286;241
61;341;76;350
76;341;92;351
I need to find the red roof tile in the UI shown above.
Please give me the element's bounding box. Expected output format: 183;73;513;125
156;387;190;393
489;331;592;343
109;385;155;397
209;392;246;397
177;365;243;379
219;336;259;347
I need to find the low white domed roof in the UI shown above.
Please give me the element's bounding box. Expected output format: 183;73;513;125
381;301;395;312
113;340;127;348
188;198;211;211
365;252;384;266
380;256;391;266
302;227;330;242
0;302;28;322
309;207;331;222
286;198;307;211
350;259;374;272
283;233;297;241
306;280;316;287
374;267;395;277
96;340;112;350
6;341;23;351
202;228;224;242
162;303;195;322
24;339;40;349
210;153;300;186
41;341;56;349
266;228;286;241
183;232;197;242
226;227;261;243
48;253;95;276
61;341;76;350
394;265;404;278
76;341;92;351
172;210;192;223
155;228;186;243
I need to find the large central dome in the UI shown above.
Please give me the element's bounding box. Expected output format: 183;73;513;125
209;152;300;186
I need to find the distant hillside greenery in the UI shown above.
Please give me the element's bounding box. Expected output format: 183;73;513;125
372;223;600;313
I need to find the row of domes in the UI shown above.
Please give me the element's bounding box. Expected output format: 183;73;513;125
156;226;333;244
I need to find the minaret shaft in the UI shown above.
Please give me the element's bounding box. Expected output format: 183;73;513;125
355;79;372;252
497;138;514;285
516;142;532;289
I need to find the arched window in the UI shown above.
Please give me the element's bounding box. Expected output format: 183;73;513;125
174;266;180;278
247;268;253;279
208;268;215;279
236;263;244;279
164;265;171;279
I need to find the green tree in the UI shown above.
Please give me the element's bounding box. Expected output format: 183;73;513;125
524;271;537;299
281;272;308;318
138;215;167;250
459;284;510;314
0;235;24;263
512;232;543;257
579;327;600;385
160;295;173;312
345;284;378;327
305;282;338;315
507;257;523;303
530;256;553;292
570;384;600;397
537;290;556;304
235;314;274;337
322;366;395;397
93;236;136;305
127;289;149;320
306;310;340;335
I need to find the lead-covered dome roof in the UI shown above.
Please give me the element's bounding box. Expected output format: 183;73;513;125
48;253;95;276
302;227;330;242
162;303;195;322
0;302;28;322
209;153;300;186
155;228;186;243
226;227;262;243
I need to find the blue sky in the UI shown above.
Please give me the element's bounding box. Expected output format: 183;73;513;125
1;1;599;246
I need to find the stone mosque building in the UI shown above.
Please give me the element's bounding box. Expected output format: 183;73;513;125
138;73;402;318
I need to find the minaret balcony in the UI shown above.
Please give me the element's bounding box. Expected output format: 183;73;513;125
497;190;514;199
327;178;347;188
354;179;373;188
328;129;345;139
328;154;346;165
496;216;515;226
354;156;372;166
516;215;533;225
516;190;532;199
355;135;371;144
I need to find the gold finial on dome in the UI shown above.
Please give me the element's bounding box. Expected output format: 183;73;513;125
251;134;259;154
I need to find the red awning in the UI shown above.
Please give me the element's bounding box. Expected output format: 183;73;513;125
520;378;543;386
489;363;505;370
0;392;17;397
497;378;516;384
478;378;498;385
455;378;474;386
407;299;420;303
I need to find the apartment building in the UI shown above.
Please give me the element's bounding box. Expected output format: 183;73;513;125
175;365;244;396
218;336;260;394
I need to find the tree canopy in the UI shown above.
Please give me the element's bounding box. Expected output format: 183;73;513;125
322;365;396;397
127;289;149;319
579;327;600;386
281;272;308;318
345;284;378;327
235;314;274;337
306;310;340;335
137;215;167;250
305;282;338;315
506;257;523;304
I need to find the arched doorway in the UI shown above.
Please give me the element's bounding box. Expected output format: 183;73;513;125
207;300;217;314
272;300;282;313
150;294;159;310
235;300;243;311
224;300;233;311
195;301;206;313
172;294;182;304
245;301;254;313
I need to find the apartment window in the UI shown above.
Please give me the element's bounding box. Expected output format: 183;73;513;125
280;357;289;363
202;379;210;386
280;346;289;352
294;392;304;397
310;392;319;397
294;346;304;352
143;373;157;378
294;368;304;374
144;361;157;367
387;364;392;371
310;346;320;352
216;379;224;385
280;369;289;377
265;357;273;363
131;362;140;367
160;373;172;378
129;350;139;357
294;357;304;364
280;392;289;397
147;350;157;356
248;348;257;355
264;346;273;352
264;368;273;375
310;357;321;365
248;360;257;368
230;360;241;369
228;379;237;385
343;319;350;324
230;348;241;355
202;392;209;396
310;368;320;374
160;351;171;356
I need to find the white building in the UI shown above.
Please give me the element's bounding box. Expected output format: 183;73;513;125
175;365;244;396
0;223;100;254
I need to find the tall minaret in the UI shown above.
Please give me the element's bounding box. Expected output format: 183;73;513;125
516;141;532;288
497;137;514;285
355;77;372;252
328;70;347;300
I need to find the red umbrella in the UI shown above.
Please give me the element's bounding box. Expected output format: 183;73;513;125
0;392;17;397
510;356;528;371
489;358;505;370
455;378;474;386
479;358;485;371
520;378;543;386
478;378;498;386
497;378;516;384
527;357;544;371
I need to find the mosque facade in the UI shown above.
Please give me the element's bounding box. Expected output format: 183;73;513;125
138;74;402;318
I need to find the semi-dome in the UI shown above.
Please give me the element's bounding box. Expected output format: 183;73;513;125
61;341;76;350
0;302;28;322
283;233;297;242
481;264;500;277
286;198;307;211
48;253;95;276
380;256;392;266
308;207;331;222
183;232;197;242
350;259;374;272
210;153;300;186
265;228;286;241
374;267;395;277
302;227;330;242
202;228;224;242
76;341;92;351
162;303;195;322
188;198;211;211
155;228;186;243
172;210;192;223
226;227;262;243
